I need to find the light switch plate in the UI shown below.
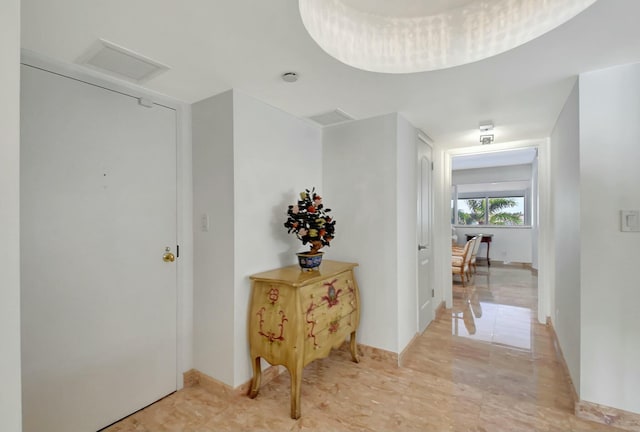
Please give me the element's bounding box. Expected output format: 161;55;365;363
621;210;640;232
201;213;210;232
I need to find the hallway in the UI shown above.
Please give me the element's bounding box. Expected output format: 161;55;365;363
106;265;617;431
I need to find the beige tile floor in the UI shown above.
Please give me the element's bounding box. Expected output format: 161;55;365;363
105;265;619;431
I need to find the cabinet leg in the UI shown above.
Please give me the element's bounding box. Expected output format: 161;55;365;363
350;331;360;363
289;365;302;419
248;356;261;398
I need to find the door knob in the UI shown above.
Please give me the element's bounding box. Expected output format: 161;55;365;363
418;244;427;251
163;247;175;262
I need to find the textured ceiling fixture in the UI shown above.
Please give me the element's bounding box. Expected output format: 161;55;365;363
299;0;597;73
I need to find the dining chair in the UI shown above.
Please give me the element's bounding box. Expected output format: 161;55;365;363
469;234;483;273
452;237;474;286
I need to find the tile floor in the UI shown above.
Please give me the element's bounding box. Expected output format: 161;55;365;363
105;265;620;431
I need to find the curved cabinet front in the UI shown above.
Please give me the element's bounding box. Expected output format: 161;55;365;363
248;260;360;419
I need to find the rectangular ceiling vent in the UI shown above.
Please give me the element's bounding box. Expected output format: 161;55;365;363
77;39;170;83
308;109;353;126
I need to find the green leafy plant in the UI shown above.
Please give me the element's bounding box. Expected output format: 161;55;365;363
284;188;336;254
458;198;523;225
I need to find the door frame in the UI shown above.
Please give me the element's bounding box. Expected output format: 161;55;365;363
437;138;551;324
20;50;193;389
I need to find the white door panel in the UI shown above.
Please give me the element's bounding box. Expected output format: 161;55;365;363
418;140;434;332
21;65;177;432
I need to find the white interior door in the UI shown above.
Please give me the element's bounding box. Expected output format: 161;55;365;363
418;139;434;333
21;65;178;432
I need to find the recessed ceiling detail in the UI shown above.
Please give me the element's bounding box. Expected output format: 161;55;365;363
299;0;597;73
77;39;170;83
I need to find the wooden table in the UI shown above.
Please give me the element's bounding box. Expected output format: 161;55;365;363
466;234;493;266
248;260;361;419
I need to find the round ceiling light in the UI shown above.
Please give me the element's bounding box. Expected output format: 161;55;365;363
299;0;597;73
282;72;299;82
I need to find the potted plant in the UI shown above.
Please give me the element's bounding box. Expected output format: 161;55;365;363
284;187;336;270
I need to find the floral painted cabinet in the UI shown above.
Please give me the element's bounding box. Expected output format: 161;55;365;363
248;260;360;419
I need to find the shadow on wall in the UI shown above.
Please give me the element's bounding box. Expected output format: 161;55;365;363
273;189;304;267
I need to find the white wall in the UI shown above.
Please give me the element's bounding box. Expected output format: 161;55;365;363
550;80;581;394
396;115;418;350
536;139;553;324
0;0;22;430
433;145;453;308
531;155;539;269
323;113;420;354
579;63;640;414
453;226;532;264
192;90;236;384
192;90;322;387
323;114;400;352
232;91;322;385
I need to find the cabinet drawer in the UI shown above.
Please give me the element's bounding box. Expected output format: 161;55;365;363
302;271;355;304
305;291;356;332
303;309;357;363
302;271;358;347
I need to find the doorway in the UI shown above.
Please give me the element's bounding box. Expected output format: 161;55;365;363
21;64;179;432
442;140;550;324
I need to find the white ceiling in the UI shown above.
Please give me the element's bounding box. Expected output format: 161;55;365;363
20;0;640;147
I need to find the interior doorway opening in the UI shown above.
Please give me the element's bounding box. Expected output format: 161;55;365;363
442;139;550;325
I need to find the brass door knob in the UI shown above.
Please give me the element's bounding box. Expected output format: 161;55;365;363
163;247;175;262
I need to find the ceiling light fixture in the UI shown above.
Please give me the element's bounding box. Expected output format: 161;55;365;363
281;72;299;83
299;0;597;73
480;134;495;145
479;121;494;133
479;121;494;144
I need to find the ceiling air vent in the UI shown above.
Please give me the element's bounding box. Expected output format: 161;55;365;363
308;109;353;126
77;39;170;83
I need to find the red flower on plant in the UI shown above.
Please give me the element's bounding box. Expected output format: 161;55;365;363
307;206;316;213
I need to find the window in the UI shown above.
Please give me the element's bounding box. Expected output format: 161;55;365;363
455;193;527;226
458;195;525;226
